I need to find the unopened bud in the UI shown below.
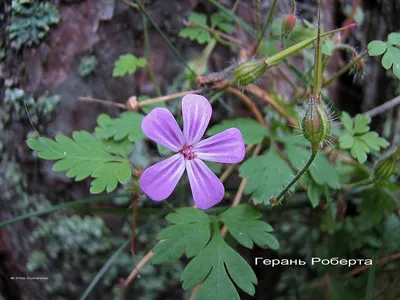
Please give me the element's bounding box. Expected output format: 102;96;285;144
233;59;267;86
354;57;365;78
374;148;400;180
301;97;331;145
126;96;140;111
281;14;297;43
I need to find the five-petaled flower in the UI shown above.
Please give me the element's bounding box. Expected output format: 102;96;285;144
140;94;246;209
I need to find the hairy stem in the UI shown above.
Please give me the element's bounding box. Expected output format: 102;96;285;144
313;0;323;96
322;51;367;87
265;23;357;67
290;0;296;14
272;144;319;205
251;0;278;55
141;12;162;96
78;97;127;109
132;0;197;77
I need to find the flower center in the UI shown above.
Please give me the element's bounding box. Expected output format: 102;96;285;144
180;145;196;160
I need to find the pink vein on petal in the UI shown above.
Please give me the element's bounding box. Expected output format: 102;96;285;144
142;108;184;152
182;94;212;145
194;128;246;163
185;159;225;210
140;154;185;201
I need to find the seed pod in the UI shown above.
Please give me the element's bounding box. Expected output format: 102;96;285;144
373;148;400;180
233;59;268;86
281;14;297;43
301;97;331;145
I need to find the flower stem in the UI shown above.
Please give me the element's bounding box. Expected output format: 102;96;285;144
271;144;319;206
290;0;296;14
313;0;323;96
251;0;278;55
141;11;162;96
78;97;127;109
343;178;373;189
133;0;197;77
322;51;367;87
264;23;357;67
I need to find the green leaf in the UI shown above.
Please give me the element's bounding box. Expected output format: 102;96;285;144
359;132;389;151
393;61;400;80
90;163;131;193
340;112;354;133
307;180;322;208
388;32;400;46
179;12;211;44
367;35;400;80
220;205;279;249
211;12;234;33
350;139;369;163
339;133;354;149
311;155;341;189
353;114;370;134
381;45;400;75
358;185;395;230
95;127;133;157
339;113;389;163
322;39;335;56
27;131;131;193
96;112;145;142
239;147;293;204
138;95;166;114
112;54;146;77
258;40;280;57
181;222;257;299
152;208;212;264
207;118;268;144
367;41;387;56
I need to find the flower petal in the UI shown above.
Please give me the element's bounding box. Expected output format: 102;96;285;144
194;128;246;163
186;159;224;210
142;108;184;152
182;94;212;145
140;154;185;201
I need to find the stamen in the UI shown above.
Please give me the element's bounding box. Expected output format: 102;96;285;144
180;145;197;160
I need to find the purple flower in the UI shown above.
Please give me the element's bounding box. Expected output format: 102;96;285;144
140;94;246;210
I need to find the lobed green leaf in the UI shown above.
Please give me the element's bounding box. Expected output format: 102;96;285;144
181;222;257;299
240;147;293;204
152;208;212;264
96;112;145;143
27;131;131;193
112;54;146;77
339;113;389;163
220;205;279;249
